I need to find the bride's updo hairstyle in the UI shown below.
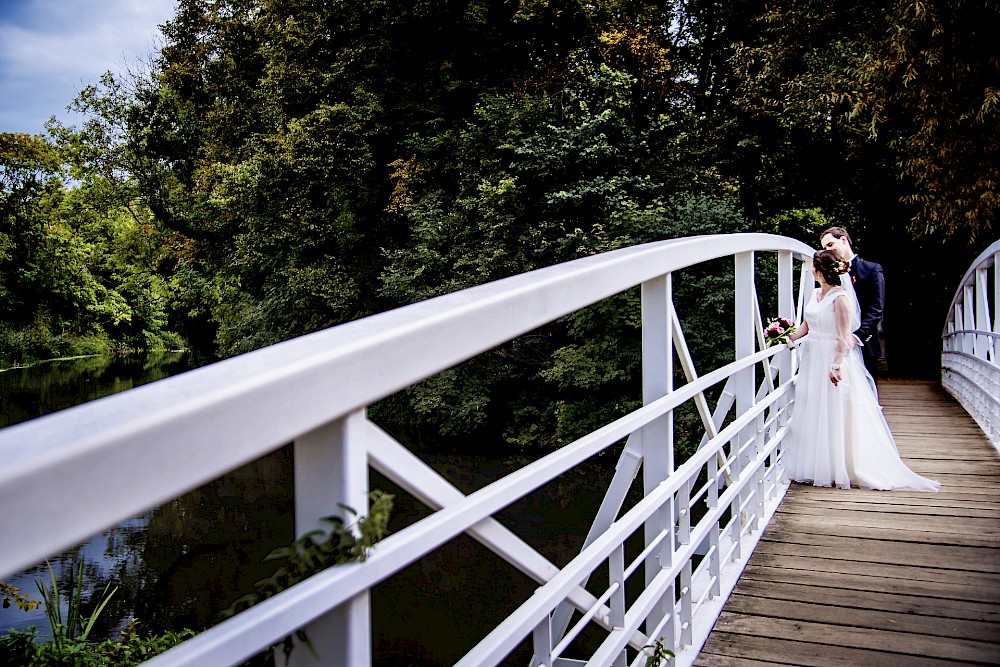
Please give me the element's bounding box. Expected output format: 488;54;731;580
813;249;850;285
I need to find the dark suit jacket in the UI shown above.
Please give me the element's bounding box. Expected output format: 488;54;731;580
850;256;885;361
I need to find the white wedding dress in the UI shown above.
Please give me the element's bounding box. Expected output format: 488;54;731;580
784;283;940;491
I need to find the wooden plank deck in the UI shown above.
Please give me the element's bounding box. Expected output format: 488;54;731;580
695;380;1000;666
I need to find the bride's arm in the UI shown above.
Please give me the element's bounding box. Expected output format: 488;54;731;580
830;295;852;384
787;320;809;342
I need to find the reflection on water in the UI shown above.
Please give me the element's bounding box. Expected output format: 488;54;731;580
93;447;295;638
1;353;614;665
0;446;294;639
0;352;195;429
1;352;295;639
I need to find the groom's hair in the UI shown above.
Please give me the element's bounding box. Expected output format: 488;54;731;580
821;226;852;247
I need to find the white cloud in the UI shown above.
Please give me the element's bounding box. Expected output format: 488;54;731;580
0;0;176;134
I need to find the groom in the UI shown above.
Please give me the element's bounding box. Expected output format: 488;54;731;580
820;227;885;384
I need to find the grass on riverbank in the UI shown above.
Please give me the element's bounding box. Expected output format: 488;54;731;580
0;322;186;370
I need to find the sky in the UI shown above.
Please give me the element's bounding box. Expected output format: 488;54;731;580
0;0;177;135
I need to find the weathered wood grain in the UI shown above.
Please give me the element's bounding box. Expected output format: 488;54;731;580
695;381;1000;666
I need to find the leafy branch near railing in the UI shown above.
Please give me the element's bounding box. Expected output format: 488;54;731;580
225;490;394;614
643;637;675;667
223;490;394;665
0;582;39;612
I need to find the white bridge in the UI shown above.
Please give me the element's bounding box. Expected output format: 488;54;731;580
3;233;997;666
942;239;1000;450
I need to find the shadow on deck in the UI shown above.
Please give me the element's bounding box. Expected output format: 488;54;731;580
695;380;1000;666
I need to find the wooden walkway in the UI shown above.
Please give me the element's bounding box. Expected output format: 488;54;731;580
696;381;1000;666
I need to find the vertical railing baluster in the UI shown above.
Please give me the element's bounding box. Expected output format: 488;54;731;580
777;251;794;432
289;410;371;667
752;411;766;532
964;286;976;353
531;615;553;667
609;546;627;667
993;255;1000;363
707;453;721;599
677;480;693;648
641;274;675;650
727;434;742;564
955;303;964;353
976;268;990;360
733;251;756;542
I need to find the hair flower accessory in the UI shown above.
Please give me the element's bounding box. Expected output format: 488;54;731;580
764;316;797;347
831;259;851;275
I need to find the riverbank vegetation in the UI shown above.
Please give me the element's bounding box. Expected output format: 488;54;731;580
0;562;194;667
0;490;392;667
2;0;996;448
0;135;186;366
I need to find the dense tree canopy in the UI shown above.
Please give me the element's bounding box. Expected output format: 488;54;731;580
1;0;995;446
731;0;999;239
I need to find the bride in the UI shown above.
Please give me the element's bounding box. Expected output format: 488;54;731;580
783;249;940;491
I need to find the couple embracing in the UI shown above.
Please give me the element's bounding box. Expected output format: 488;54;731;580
783;227;939;492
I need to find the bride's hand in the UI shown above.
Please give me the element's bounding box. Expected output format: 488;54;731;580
830;367;842;386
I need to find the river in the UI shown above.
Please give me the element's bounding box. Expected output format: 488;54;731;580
1;353;616;665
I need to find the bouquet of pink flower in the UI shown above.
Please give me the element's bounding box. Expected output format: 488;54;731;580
764;316;797;347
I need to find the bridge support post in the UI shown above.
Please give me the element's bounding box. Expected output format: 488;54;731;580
976;267;992;360
640;274;675;652
777;251;794;431
963;287;975;354
734;252;757;531
992;255;1000;363
289;410;371;666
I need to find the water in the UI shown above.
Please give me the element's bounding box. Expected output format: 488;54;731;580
0;352;197;430
0;352;616;665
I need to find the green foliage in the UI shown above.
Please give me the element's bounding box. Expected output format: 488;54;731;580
35;561;117;654
0;126;189;366
0;132;62;325
764;208;835;245
0;625;196;667
373;45;748;449
731;0;999;240
0;563;194;667
222;491;393;665
643;636;675;666
4;0;984;438
225;491;394;617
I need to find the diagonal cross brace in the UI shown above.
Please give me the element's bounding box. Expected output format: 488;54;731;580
363;420;650;649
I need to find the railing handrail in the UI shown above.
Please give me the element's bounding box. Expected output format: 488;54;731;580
0;233;807;578
1;232;815;667
944;329;1000;340
942;238;1000;337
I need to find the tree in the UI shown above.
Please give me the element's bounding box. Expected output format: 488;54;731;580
853;0;999;240
0;133;62;324
731;0;1000;240
376;51;747;448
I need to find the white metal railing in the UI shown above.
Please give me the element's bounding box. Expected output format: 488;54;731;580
942;239;1000;449
0;233;814;667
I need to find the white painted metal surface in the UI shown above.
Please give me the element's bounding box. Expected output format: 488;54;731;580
0;233;814;666
942;239;1000;450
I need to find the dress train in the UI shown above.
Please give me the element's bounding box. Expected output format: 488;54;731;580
784;287;939;492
